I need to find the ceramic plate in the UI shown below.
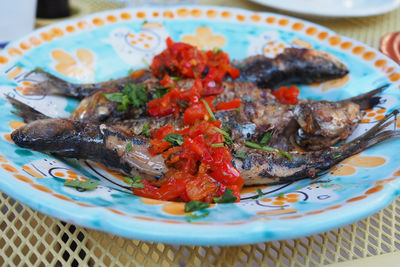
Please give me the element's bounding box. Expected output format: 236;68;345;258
249;0;400;17
0;6;400;246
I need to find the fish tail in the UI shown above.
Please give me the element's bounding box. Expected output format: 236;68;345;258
25;68;86;99
6;95;50;123
340;84;389;110
342;108;399;155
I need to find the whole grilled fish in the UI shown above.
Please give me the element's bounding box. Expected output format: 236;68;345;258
27;48;348;99
10;106;399;185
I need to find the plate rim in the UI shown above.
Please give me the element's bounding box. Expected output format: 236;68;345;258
0;5;399;245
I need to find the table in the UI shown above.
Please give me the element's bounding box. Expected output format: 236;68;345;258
2;0;400;265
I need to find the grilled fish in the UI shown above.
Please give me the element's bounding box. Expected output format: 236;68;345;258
10;106;399;186
26;48;348;99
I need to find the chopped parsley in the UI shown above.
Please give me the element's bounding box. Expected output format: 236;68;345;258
212;47;222;54
211;143;224;148
214;127;233;146
142;58;150;67
251;188;264;199
64;179;99;191
140;123;151;137
278;193;284;199
244;141;275;152
128;68;134;75
233;152;247;159
213;188;237;203
260;133;272;145
124;176;144;189
171;76;182;82
125;142;133;152
202;99;216;121
163;134;184;146
185;211;210;222
243;97;253;103
333;154;342;159
153;86;169;98
278;149;293;161
184;200;210;212
103;83;148;111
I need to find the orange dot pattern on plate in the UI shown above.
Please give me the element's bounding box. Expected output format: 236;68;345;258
92;18;104;26
22;165;43;178
278;19;289;26
152;12;159;17
31;184;53;193
29;37;41;46
3;134;12;143
318;32;329;40
9;121;26;130
76;202;94;207
53;194;72;201
363;51;376;60
365;185;383;195
13;174;33;183
280;215;303;220
77;21;91;30
206;10;218;18
221;11;231;18
266;17;276;24
191;9;202;17
330;165;356;176
120;12;131;20
106;15;117;23
326;204;342;210
352;46;365;55
0;56;8;64
2;164;18;173
340;41;352;50
306;27;317;35
177;8;189;17
250;14;261;22
306;210;324;215
0;155;7;163
329;36;341;46
389;72;400;82
346;195;367;202
136;11;146;18
53;172;65;178
40;32;53;42
106;208;125;215
376;178;396;184
292;22;304;31
66;25;75;32
163;10;174;19
20;42;30;50
50;28;64;37
162;202;185;216
8;48;22;57
237;14;245;21
375;59;387;68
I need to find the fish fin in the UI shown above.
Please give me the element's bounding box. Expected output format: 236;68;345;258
24;68;81;98
6;95;51;123
340;84;389;110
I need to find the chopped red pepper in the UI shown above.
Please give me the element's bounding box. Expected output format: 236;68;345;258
215;98;242;111
271;85;300;105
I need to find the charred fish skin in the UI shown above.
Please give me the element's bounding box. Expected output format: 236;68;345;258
233;109;400;186
235;48;349;89
11;118;168;181
27;68;153;99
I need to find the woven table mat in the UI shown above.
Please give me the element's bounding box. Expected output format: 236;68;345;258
2;0;400;266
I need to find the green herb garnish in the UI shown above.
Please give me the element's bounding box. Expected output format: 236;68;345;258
128;68;134;75
142;20;148;25
142;58;150;67
64;179;99;191
213;188;237;203
251;188;264;199
278;149;293;161
163;133;184;146
124;176;144;189
212;47;222;54
211;143;224;148
202;99;216;121
153;86;169;98
233;152;247;159
184;200;210;212
333;154;342;159
243;97;253;103
244;141;275;152
214;127;233;146
171;76;182;82
278;193;284;199
125;142;133;152
103;83;148;111
140;123;151;137
185;211;210;222
260;133;272;145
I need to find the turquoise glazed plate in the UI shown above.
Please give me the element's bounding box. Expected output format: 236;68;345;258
0;6;399;246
